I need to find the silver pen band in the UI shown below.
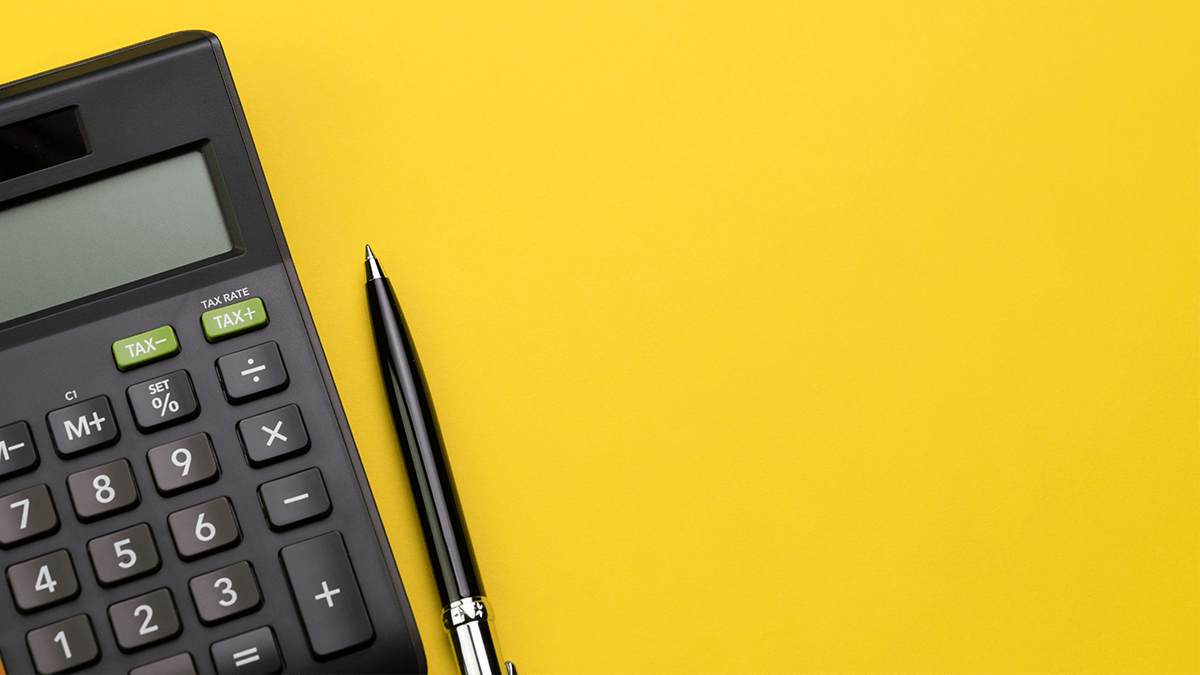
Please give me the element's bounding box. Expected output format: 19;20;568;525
443;596;517;675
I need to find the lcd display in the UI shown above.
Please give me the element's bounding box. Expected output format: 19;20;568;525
0;149;235;324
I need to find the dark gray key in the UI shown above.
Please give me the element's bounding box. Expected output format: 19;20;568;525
147;433;220;496
280;531;374;658
189;561;262;625
217;342;288;403
109;587;182;651
88;523;161;586
259;468;330;530
26;613;100;674
210;626;281;674
129;652;197;675
47;395;120;457
127;370;200;432
237;405;309;467
0;421;39;480
67;458;140;521
7;549;79;613
168;497;240;560
0;484;59;548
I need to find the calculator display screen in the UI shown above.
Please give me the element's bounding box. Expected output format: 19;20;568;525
0;149;235;324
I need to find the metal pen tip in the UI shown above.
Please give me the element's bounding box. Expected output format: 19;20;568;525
365;244;385;280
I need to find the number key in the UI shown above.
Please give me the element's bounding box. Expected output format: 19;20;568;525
6;549;80;613
26;614;100;674
168;497;240;560
0;484;59;548
189;561;262;625
148;433;220;495
109;587;182;651
67;458;140;521
88;523;161;586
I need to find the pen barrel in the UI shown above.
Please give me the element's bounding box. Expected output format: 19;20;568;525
367;276;485;606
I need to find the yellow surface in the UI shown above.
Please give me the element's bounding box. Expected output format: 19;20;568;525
2;2;1197;673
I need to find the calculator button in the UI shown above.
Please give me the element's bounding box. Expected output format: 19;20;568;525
201;298;269;343
67;458;140;521
280;531;374;658
217;342;288;403
88;523;161;586
168;497;241;560
236;405;309;467
127;370;200;432
113;325;180;371
259;468;330;530
0;421;39;480
130;652;198;675
6;549;80;613
109;587;182;651
210;626;282;674
147;433;220;496
0;484;59;548
26;613;101;674
47;395;120;457
189;561;263;625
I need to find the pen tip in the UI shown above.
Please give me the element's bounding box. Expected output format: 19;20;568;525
365;244;375;260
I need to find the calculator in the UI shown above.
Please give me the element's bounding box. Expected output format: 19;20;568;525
0;32;425;674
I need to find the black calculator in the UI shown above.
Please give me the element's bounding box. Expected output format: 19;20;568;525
0;32;425;674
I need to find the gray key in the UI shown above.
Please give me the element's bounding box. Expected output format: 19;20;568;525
0;484;59;548
147;433;220;496
129;652;197;675
47;395;119;457
109;587;182;651
6;549;79;613
88;523;161;586
26;614;100;674
280;531;374;658
210;626;281;674
67;458;140;521
189;561;262;625
216;343;288;403
168;497;240;560
0;421;39;480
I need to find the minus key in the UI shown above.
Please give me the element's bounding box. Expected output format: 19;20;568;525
258;468;331;531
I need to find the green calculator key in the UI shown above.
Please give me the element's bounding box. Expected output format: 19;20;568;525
202;297;268;342
112;326;180;371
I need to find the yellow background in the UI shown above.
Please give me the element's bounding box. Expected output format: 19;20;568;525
3;2;1197;673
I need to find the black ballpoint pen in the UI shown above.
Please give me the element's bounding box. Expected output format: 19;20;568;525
365;245;517;675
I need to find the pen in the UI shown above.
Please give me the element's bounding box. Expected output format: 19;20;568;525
365;245;517;675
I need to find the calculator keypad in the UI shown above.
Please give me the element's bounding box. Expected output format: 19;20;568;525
67;458;140;521
108;587;182;651
168;497;241;560
0;421;39;480
189;561;263;625
6;549;80;613
127;370;200;432
26;613;101;674
2;294;407;673
87;523;161;586
46;396;120;458
147;433;220;496
0;484;60;547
